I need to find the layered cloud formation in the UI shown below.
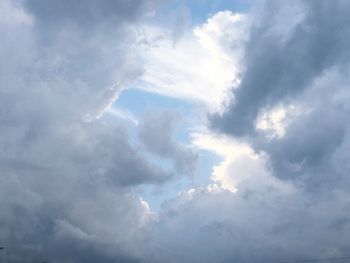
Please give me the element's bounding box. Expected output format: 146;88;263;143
1;0;350;262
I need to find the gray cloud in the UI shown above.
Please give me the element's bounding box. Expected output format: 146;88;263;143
138;111;197;175
210;0;350;187
255;90;348;188
0;0;168;261
0;172;148;262
140;184;350;263
127;1;350;262
212;0;350;136
24;0;155;27
2;0;350;262
172;3;191;45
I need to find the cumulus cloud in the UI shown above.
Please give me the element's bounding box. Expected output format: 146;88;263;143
192;131;291;193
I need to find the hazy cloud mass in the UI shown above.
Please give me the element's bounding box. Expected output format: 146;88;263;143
1;0;350;262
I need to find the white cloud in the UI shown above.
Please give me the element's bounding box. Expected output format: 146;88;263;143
192;131;293;193
256;103;307;139
135;11;248;112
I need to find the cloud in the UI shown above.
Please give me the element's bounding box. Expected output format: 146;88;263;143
209;0;350;188
139;110;197;175
133;1;350;262
135;11;248;111
140;122;350;263
140;180;350;263
106;106;139;126
171;3;191;45
0;172;150;262
2;0;350;262
0;0;168;261
23;0;156;34
212;0;350;136
19;0;153;121
192;131;292;193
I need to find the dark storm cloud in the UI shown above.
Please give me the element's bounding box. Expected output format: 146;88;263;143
210;0;350;186
138;111;197;175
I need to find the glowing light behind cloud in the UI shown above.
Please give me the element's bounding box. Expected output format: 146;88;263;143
136;11;248;112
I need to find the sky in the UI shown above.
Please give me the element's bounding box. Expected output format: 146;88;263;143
1;0;350;262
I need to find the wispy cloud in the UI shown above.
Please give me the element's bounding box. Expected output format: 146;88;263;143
136;11;248;112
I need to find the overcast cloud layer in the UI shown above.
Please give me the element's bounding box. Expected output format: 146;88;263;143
1;0;350;263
